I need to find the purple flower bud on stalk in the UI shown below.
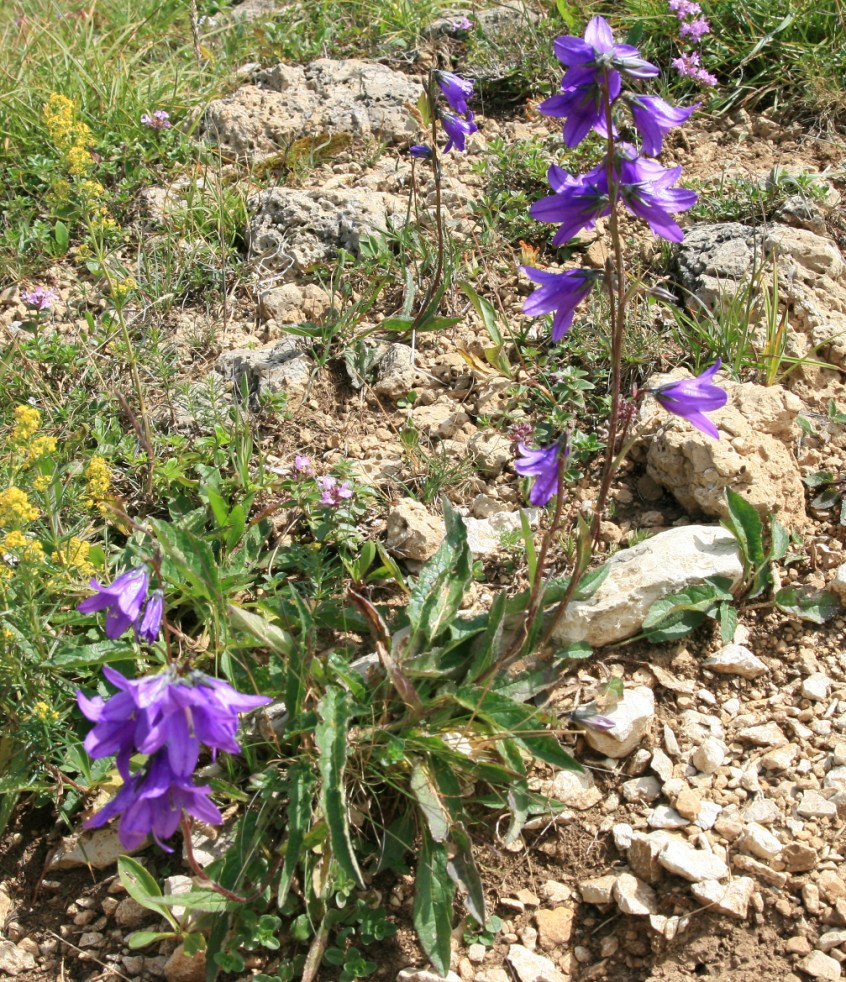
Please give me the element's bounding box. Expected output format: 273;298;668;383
21;286;59;310
520;266;602;341
652;359;727;439
626;93;699;156
136;590;163;644
433;70;475;116
569;707;616;731
78;566;150;640
672;52;717;86
440;110;477;153
409;144;433;158
514;439;569;507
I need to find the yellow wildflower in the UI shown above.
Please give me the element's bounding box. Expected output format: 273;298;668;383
32;474;52;492
3;531;44;563
0;488;38;527
0;567;12;581
12;405;41;443
79;179;106;200
110;277;137;302
54;537;95;577
25;436;57;464
32;701;60;722
66;144;92;176
43;94;76;143
83;456;111;507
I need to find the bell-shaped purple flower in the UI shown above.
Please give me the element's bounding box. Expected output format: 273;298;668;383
433;70;474;116
539;65;621;148
440;110;477;153
85;753;222;851
652;359;727;439
521;266;602;341
554;16;658;80
78;566;150;640
409;144;433;159
530;168;610;246
627;94;698;156
514;439;568;506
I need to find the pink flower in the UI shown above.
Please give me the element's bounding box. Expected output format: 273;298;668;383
21;286;59;310
317;476;354;506
294;455;314;476
141;110;172;130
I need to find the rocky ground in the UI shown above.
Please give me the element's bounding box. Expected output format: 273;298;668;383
3;1;846;980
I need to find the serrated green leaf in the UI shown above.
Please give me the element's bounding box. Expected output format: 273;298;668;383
770;518;789;561
277;764;314;909
316;688;364;889
413;831;454;976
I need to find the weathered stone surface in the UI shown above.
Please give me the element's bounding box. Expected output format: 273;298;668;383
396;971;462;982
547;769;602;810
534;907;574;948
704;644;769;679
552;525;743;647
384;499;445;561
0;942;36;977
582;686;655;758
48;828;134;870
216;337;311;407
247;186;407;275
505;945;566;982
259;282;330;324
202;59;422;160
797;950;842;980
658;840;729;882
690;877;755;919
373;344;416;400
738;822;783;861
642;376;806;528
579;875;617;906
691;736;727;774
613;873;658;916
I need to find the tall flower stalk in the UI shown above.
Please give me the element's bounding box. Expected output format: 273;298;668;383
501;15;725;665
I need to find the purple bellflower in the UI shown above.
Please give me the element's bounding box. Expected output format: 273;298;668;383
440;110;477;153
617;159;698;242
539;65;621;148
569;706;616;731
78;566;153;641
85;753;222;851
521;266;602;341
626;93;699;156
554;16;659;81
652;359;727;439
136;590;163;644
78;666;271;849
514;439;569;506
434;70;474;116
530;168;610;246
409;144;433;159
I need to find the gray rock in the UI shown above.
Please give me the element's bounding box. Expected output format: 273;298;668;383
579;875;617;905
505;945;566;982
690;877;755;919
797;950;842;980
658;840;729;882
691;736;727;774
797;790;837;819
622;776;662;803
248;186;407;275
0;942;36;977
738;822;783;861
373;344;416;401
648;805;688;830
164;944;207;982
396;972;462;982
830;562;846;601
703;644;768;679
547;769;602;811
613;873;658;915
468;431;512;477
216;337;311;407
552;525;743;647
202;59;422;160
802;672;831;701
582;686;655;758
259;282;330;324
384;499;445;561
49;828;134;870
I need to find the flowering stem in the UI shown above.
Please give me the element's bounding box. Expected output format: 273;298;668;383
180;815;248;903
410;73;445;332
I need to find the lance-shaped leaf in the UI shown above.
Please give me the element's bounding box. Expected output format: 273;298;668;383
277;763;315;910
414;829;455;975
316;688;364;889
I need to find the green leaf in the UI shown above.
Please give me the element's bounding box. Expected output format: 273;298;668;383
770;518;789;561
118;856;179;929
374;808;414;875
413;830;455;976
50;639;135;669
774;587;839;625
380;315;415;332
642;578;734;642
151;520;222;605
723;487;764;568
448;826;486;926
497;739;529;846
406;499;472;653
811;488;841;510
224;503;247;552
718;602;738;644
410;762;451;843
127;931;179;949
54;220;69;253
555;0;579;29
492;642;592;703
458;280;503;347
466;590;507;683
803;470;835;489
520;510;537;585
182;933;206;957
228;604;293;656
573;564;610;601
316;688;365;889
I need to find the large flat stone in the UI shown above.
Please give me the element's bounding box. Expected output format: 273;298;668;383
551;525;743;647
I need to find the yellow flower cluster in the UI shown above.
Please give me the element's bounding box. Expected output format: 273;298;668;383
43;94;93;175
32;701;60;723
2;530;44;563
0;488;39;527
83;455;111;509
25;436;57;464
32;474;52;493
12;405;41;443
54;537;95;577
110;276;138;303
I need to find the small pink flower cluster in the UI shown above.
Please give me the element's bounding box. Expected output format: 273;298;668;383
141;110;172;130
293;456;354;507
21;286;59;310
668;0;716;86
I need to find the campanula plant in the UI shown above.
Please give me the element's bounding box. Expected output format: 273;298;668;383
505;14;727;663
